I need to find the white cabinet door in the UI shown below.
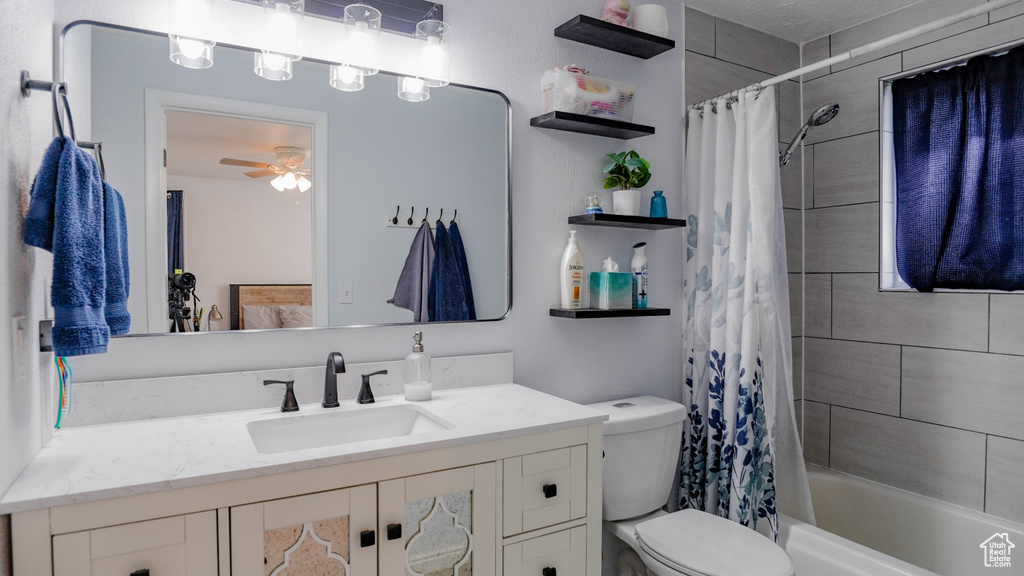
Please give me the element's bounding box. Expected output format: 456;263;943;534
231;484;377;576
52;511;217;576
504;527;587;576
378;463;496;576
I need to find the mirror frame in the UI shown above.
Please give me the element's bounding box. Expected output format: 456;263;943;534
58;20;513;336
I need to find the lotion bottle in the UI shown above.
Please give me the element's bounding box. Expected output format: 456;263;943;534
560;231;584;309
404;331;432;401
632;241;648;309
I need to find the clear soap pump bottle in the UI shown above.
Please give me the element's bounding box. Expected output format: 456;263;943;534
404;331;432;401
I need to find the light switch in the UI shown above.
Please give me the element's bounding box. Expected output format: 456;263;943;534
339;281;353;304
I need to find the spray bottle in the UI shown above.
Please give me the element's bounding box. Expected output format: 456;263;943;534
631;242;648;309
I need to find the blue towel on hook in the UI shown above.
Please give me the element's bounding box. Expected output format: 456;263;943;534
103;183;130;335
428;221;471;322
24;138;109;356
447;221;476;320
23;138;64;250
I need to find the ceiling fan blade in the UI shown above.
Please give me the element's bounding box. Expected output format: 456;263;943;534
220;158;275;169
244;169;279;179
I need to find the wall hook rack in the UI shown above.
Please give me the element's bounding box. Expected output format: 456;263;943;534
386;205;461;229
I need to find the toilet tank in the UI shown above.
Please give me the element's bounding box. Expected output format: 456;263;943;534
586;396;686;521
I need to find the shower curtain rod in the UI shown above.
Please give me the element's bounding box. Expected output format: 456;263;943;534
687;0;1024;111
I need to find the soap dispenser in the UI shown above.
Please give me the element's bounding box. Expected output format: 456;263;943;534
404;331;432;401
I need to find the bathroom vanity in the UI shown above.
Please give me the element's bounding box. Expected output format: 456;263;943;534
3;384;606;576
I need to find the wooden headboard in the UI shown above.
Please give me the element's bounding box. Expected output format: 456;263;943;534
229;284;312;330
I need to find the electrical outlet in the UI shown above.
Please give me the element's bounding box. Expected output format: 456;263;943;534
339;281;353;304
11;316;26;381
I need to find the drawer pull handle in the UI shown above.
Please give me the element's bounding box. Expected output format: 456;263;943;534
542;483;557;498
543;567;557;576
131;571;150;576
387;523;403;540
360;529;376;548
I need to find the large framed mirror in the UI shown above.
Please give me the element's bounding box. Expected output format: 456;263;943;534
61;22;511;335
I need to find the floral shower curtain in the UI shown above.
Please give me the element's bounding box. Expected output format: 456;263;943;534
680;86;814;541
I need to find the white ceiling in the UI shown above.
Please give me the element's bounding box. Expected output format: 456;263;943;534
679;0;926;44
165;111;312;182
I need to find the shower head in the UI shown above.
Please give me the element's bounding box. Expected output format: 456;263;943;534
780;103;840;167
810;103;840;126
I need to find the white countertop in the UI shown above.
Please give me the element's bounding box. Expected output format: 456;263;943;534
0;384;607;514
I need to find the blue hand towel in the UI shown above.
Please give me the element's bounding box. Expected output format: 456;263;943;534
390;221;435;322
23;138;65;251
24;139;109;356
104;183;131;335
447;221;476;320
428;221;471;322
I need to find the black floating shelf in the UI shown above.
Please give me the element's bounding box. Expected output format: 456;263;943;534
531;111;655;140
550;307;671;319
554;15;675;59
569;213;685;230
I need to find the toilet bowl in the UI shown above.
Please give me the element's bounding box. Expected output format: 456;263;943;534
587;396;794;576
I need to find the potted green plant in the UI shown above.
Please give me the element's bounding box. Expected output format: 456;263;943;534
602;150;651;216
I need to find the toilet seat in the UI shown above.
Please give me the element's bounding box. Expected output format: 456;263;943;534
633;509;794;576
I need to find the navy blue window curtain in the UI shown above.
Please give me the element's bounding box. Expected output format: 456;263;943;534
167;190;184;274
892;44;1024;291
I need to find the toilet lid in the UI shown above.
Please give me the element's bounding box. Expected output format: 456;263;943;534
634;510;794;576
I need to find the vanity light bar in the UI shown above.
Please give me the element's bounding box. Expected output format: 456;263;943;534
232;0;443;35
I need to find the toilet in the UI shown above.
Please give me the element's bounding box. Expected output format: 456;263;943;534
586;396;795;576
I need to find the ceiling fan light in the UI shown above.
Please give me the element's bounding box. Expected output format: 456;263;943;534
270;175;287;191
297;175;312;192
281;171;298;189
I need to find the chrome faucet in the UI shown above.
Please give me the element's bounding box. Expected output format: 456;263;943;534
323;352;346;408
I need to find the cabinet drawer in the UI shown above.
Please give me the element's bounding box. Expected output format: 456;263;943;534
503;445;587;536
503;526;587;576
52;512;217;576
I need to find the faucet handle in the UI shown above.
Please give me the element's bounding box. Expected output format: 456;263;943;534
357;370;388;404
264;379;299;412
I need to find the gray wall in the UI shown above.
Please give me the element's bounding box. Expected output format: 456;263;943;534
796;0;1024;524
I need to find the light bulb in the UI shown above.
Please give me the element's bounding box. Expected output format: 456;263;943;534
282;171;298;189
270;175;287;191
177;38;206;60
404;77;425;93
262;52;288;71
421;36;444;79
297;176;311;192
336;65;356;83
268;3;297;35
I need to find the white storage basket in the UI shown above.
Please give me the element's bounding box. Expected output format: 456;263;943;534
541;68;636;122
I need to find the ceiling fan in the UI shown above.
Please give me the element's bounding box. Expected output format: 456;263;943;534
219;146;312;192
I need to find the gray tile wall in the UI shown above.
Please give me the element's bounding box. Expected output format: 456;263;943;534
797;6;1024;524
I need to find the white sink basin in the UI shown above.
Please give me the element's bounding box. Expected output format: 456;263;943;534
247;404;453;454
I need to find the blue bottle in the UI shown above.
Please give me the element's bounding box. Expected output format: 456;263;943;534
650;190;667;218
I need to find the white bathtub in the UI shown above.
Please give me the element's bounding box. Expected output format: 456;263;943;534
780;466;1024;576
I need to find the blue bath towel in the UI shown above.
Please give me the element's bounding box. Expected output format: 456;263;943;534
428;222;471;322
104;183;131;335
447;221;476;320
23;138;64;250
24;138;109;356
390;221;435;322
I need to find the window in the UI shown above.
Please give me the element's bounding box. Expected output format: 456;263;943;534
880;42;1024;292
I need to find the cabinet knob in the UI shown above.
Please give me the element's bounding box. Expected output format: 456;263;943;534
360;529;376;548
542;483;557;498
387;523;403;540
130;570;150;576
543;567;557;576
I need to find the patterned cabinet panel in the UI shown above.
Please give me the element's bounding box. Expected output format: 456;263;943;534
503;446;587;536
503;526;587;576
379;464;497;576
231;484;377;576
52;511;217;576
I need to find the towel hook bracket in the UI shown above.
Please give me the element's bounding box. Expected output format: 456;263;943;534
20;70;57;98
